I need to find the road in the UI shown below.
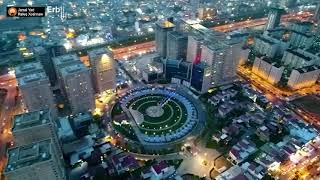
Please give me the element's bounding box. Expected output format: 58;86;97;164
212;11;312;32
237;66;320;99
0;74;20;178
111;41;155;60
109;11;312;61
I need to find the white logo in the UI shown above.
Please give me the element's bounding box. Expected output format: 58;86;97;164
47;6;67;21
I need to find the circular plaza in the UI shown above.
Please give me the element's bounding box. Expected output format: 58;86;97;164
110;87;201;151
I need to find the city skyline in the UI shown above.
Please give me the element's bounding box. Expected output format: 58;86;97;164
0;0;320;180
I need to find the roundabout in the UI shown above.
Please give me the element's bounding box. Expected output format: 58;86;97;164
110;87;203;152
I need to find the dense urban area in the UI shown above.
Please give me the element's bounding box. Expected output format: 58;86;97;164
0;0;320;180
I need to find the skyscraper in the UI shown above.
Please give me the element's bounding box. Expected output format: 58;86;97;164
190;62;211;93
155;20;175;57
88;48;116;93
33;46;57;85
186;35;202;63
4;139;66;180
201;43;234;86
15;62;56;113
12;109;60;147
265;8;284;30
15;62;44;78
17;71;55;113
60;63;95;114
52;54;82;90
166;31;188;60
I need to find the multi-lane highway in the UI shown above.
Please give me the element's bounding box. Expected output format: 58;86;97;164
110;11;312;60
213;11;313;32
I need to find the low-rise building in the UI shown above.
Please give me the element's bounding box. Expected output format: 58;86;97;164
141;161;175;180
229;139;257;164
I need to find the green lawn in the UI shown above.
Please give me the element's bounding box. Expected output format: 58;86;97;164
129;95;188;135
112;93;191;139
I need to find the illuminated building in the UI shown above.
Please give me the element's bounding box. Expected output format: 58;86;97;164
17;72;56;113
186;35;202;63
88;48;116;93
166;31;188;60
265;8;284;30
4;139;66;180
186;22;226;64
281;48;319;68
197;7;215;20
60;63;95;114
190;62;211;93
155;20;175;57
201;42;238;87
287;65;320;90
252;57;284;85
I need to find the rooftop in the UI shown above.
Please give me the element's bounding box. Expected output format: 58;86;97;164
18;72;49;86
12;109;51;132
15;62;44;78
157;20;175;28
88;48;109;58
60;63;88;77
256;35;276;45
52;54;81;68
295;65;320;73
286;48;312;61
5;139;52;173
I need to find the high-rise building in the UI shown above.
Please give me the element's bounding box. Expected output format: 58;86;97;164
282;48;319;68
163;59;192;81
254;35;279;58
88;48;116;93
15;62;44;78
12;109;60;147
265;8;284;30
289;31;313;48
186;35;202;63
60;63;95;114
287;65;320;90
155;20;175;57
52;54;82;89
166;31;188;60
17;72;55;112
252;57;284;85
201;43;237;86
33;46;57;85
190;62;211;93
4;139;66;180
290;22;313;34
47;44;66;58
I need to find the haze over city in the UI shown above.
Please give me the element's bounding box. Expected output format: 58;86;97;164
0;0;320;180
